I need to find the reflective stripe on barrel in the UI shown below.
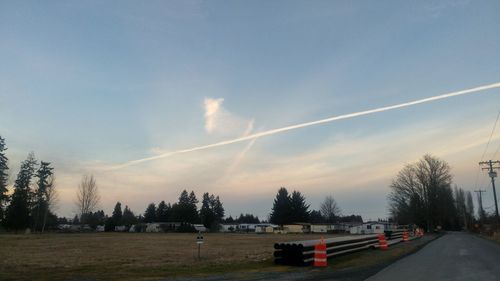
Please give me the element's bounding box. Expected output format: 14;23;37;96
313;242;327;267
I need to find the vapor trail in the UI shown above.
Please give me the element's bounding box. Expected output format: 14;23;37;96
113;82;500;169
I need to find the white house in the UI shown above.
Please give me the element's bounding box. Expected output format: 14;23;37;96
115;225;128;232
146;223;162;233
57;224;71;230
238;224;258;232
283;223;311;234
311;224;328;233
349;222;385;234
219;224;238;232
70;225;81;231
255;224;278;233
381;222;398;231
193;224;208;232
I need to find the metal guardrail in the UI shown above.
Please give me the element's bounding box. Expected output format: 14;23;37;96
274;230;417;266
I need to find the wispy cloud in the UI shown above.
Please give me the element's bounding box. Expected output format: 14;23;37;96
54;115;498;218
423;0;471;18
111;82;500;169
219;120;257;180
203;97;252;137
204;97;224;133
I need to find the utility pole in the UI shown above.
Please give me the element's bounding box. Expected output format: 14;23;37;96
479;160;500;223
474;189;486;221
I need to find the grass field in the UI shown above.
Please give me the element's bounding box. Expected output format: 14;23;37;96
0;232;339;281
0;232;437;281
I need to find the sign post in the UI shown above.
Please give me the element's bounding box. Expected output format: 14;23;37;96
196;232;204;259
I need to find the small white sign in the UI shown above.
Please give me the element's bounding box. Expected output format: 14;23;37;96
196;235;204;244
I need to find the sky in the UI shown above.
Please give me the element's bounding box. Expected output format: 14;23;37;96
1;0;500;221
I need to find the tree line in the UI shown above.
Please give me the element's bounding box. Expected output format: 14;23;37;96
268;187;363;225
1;134;365;233
388;154;482;231
0;136;59;232
74;186;226;231
74;185;359;231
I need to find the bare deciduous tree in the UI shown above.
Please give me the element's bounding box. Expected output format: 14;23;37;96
320;195;341;222
388;154;454;231
42;174;59;232
76;174;100;224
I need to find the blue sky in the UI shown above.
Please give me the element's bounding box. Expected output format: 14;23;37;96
1;0;500;220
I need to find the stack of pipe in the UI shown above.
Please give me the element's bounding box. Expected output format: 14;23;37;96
385;230;405;246
274;229;420;266
274;235;379;266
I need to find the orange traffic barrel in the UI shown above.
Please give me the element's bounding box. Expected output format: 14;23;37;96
378;234;388;250
313;239;327;267
403;231;409;242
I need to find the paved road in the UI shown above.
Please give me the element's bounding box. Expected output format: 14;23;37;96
366;232;500;281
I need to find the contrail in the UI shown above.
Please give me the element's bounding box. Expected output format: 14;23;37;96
113;82;500;169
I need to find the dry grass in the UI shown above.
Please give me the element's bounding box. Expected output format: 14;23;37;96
0;232;340;281
493;232;500;242
486;232;500;244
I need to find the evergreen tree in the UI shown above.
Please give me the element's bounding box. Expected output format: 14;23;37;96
269;187;292;225
213;195;225;223
171;190;199;223
186;191;199;223
436;185;457;230
122;205;138;226
224;215;235;223
236;213;260;223
111;202;123;226
200;193;215;228
290;190;310;222
179;190;190;204
156;201;171;222
199;193;225;229
465;191;474;228
33;161;53;231
309;210;324;223
454;186;467;229
84;210;105;229
339;215;364;223
189;191;198;206
0;136;8;224
4;153;37;231
144;203;156;223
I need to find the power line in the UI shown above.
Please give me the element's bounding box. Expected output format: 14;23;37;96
474;111;500;190
492;140;500;160
473;167;482;191
480;111;500;161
